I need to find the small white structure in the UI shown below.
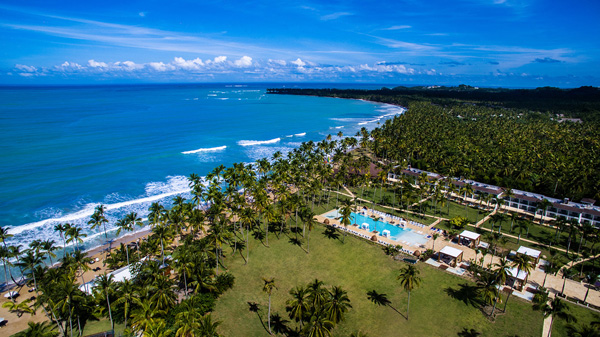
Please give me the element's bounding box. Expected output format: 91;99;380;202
517;246;542;264
507;266;529;291
79;265;133;295
438;246;464;267
458;230;481;248
360;223;369;230
382;229;391;237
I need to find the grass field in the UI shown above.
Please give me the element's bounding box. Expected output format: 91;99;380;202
211;223;545;337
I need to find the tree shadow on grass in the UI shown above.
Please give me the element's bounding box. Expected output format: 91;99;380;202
457;327;482;337
445;283;483;308
288;237;307;252
247;301;270;334
322;226;340;241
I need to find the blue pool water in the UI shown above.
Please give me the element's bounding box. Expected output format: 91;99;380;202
324;210;429;245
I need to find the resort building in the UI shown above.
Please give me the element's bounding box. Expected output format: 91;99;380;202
506;267;529;291
516;246;542;264
438;246;464;267
387;168;600;228
458;230;481;248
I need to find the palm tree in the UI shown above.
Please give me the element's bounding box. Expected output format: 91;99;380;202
13;321;59;337
339;198;353;243
70;250;92;285
431;233;439;251
397;265;421;320
511;254;533;288
95;274;115;330
54;223;71;258
65;226;87;251
113;279;136;329
286;286;309;326
130;298;166;334
152;223;173;266
542;298;576;337
302;208;318;254
2;298;34;317
560;267;576;296
537;199;553;225
477;271;500;317
88;204;109;239
41;240;58;267
263;277;277;335
303;312;334;337
324;286;352;324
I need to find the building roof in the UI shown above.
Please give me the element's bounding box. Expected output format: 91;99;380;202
517;246;541;259
459;230;481;241
440;246;463;258
507;267;528;280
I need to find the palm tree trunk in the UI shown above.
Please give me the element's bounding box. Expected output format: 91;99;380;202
503;291;512;312
106;291;114;330
246;225;250;265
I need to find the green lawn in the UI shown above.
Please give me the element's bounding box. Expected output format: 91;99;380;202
552;301;600;336
212;223;545;337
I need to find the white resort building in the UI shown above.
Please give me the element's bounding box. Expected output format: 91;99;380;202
387;166;600;228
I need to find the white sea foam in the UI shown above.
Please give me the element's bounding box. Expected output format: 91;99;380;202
7;175;193;255
294;132;306;137
182;146;227;154
334;126;344;129
237;138;281;146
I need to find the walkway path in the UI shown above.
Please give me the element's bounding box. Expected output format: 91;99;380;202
542;312;552;337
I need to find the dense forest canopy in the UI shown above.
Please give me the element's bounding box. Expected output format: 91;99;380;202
268;86;600;202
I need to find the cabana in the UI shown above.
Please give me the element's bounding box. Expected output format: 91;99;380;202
438;246;464;267
507;267;529;291
458;230;481;248
517;246;541;264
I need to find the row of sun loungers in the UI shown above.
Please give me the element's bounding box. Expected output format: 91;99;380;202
331;223;414;255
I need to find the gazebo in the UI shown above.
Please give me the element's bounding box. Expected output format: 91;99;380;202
507;267;529;291
438;246;464;267
458;230;481;248
516;246;541;264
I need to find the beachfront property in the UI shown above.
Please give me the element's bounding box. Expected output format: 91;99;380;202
387;167;600;228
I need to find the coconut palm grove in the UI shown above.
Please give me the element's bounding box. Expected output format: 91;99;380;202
1;86;600;337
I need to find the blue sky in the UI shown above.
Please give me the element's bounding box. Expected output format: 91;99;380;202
1;0;598;87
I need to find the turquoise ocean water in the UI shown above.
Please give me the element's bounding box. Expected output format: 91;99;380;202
0;83;403;280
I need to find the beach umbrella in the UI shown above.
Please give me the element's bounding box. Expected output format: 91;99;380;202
4;291;18;299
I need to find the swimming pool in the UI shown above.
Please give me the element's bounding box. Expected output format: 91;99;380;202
324;210;429;245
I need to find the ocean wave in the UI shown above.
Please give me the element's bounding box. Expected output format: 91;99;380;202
237;138;281;146
334;126;344;129
294;132;306;137
182;146;227;154
7;175;193;249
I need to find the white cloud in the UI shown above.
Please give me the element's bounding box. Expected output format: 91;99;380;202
15;64;37;72
88;59;108;67
138;12;146;17
114;61;142;71
173;57;204;70
234;56;252;67
213;56;227;63
268;59;286;66
57;61;83;70
148;62;174;72
384;25;412;30
291;58;306;67
321;12;353;21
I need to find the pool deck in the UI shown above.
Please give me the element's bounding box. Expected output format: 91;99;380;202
318;207;434;253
